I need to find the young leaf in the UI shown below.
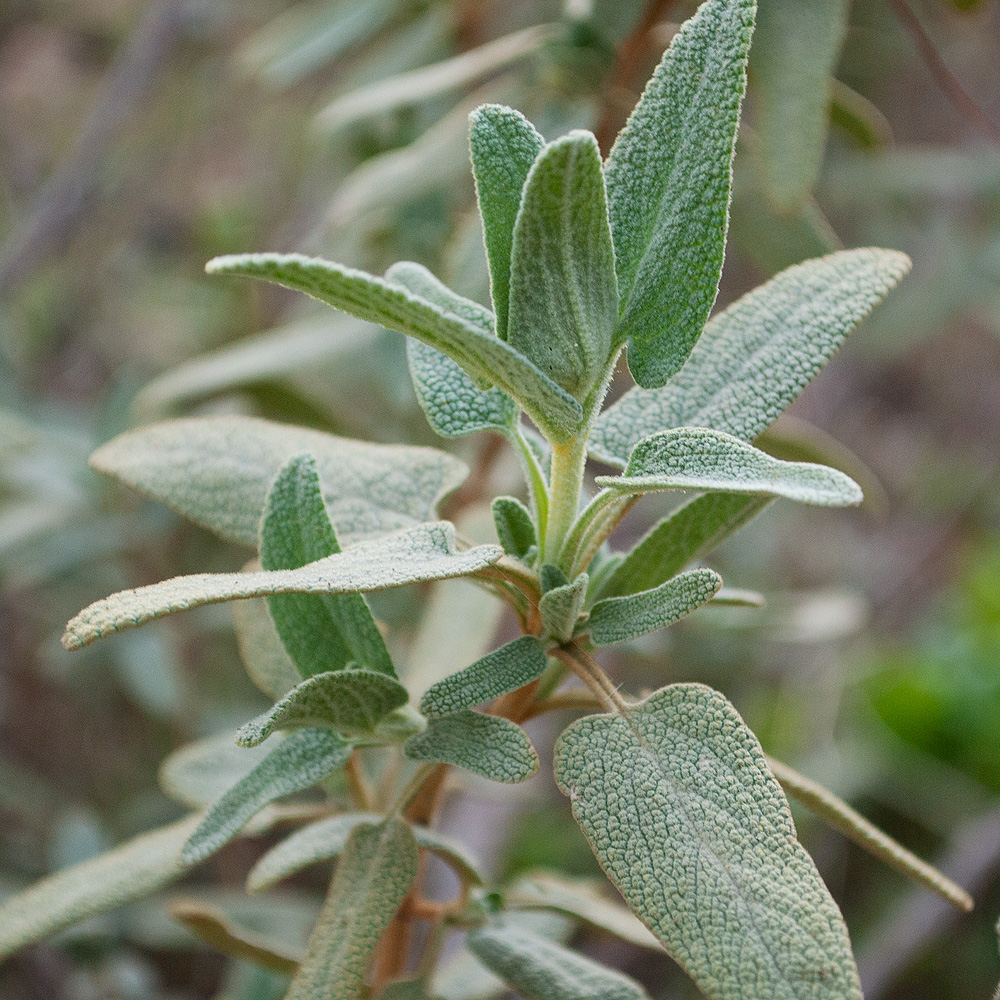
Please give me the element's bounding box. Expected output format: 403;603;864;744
554;684;862;1000
492;496;537;559
236;669;410;746
603;0;755;388
63;523;502;650
590;249;912;466
467;919;649;1000
470;104;545;340
596;427;863;506
159;733;275;810
182;729;353;864
419;636;547;717
404;711;539;783
538;573;589;644
588;568;722;646
286;818;419;1000
0;814;199;961
261;454;394;677
539;563;569;593
507;131;618;400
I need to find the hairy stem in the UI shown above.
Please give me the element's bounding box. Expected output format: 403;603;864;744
512;426;549;535
545;435;588;567
552;643;627;714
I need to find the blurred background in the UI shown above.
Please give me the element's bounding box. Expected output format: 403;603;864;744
1;0;1000;997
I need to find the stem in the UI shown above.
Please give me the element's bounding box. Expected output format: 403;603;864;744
562;490;638;579
521;689;603;720
512;426;549;538
390;763;437;817
552;643;628;714
344;752;373;810
544;435;588;566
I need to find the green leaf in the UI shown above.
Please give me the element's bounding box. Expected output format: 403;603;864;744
507;131;618;400
467;919;649;1000
419;636;546;717
405;711;539;783
603;0;755;388
470;104;545;341
286;819;419;1000
590;249;912;465
828;79;893;151
588;568;721;646
538;573;589;643
91;415;467;548
63;522;502;650
182;730;353;864
159;733;275;810
596;428;863;506
539;563;568;593
0;815;199;961
261;454;394;677
232;595;301;698
554;684;862;1000
491;496;537;559
206;254;582;442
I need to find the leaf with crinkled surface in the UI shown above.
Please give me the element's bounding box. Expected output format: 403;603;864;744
286;818;418;1000
419;636;546;717
590;249;912;465
405;711;538;783
588;568;721;646
232;595;301;698
508;131;618;400
467;919;649;1000
206;254;582;441
90;415;466;547
63;523;502;649
159;733;275;810
604;0;755;388
491;496;537;559
596;428;862;506
182;729;353;864
554;684;862;1000
539;573;589;643
0;814;200;961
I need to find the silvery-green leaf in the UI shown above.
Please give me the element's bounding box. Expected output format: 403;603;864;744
828;79;893;151
538;573;589;644
590;249;911;465
63;522;502;650
554;684;862;1000
261;454;393;677
206;254;582;441
491;496;537;559
508;131;618;401
588;568;721;646
237;670;410;746
604;0;755;388
91;415;467;547
232;595;301;699
596;428;862;506
470;104;545;340
286;819;418;1000
159;734;275;810
419;636;546;718
404;711;538;783
539;563;568;593
0;815;200;961
182;730;353;864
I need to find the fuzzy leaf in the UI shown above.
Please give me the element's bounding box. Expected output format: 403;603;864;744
159;734;275;810
588;568;721;646
604;0;755;388
590;249;912;465
596;428;863;506
508;131;618;400
232;595;301;698
554;684;862;1000
286;819;419;1000
91;415;466;548
539;573;589;643
491;496;537;559
182;730;353;864
0;815;199;960
404;711;538;783
63;523;502;650
206;254;582;441
419;636;547;717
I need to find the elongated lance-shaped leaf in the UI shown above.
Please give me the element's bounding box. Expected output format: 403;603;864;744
590;249;912;465
419;636;546;717
237;669;409;746
0;814;199;960
508;131;618;400
248;813;484;894
588;568;721;646
596;428;862;506
467;919;649;1000
405;711;538;783
90;415;467;548
262;454;393;677
766;757;973;912
470;104;545;340
159;733;275;810
206;254;582;441
492;496;537;559
604;0;755;388
232;594;301;698
182;730;353;864
63;522;502;650
539;573;589;644
286;818;419;1000
554;684;862;1000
